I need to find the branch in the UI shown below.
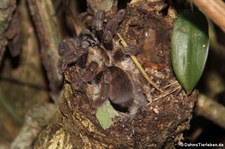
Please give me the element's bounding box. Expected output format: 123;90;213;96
27;0;63;102
0;0;16;65
193;0;225;32
196;94;225;129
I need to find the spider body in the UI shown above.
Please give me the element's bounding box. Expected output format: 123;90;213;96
59;9;146;113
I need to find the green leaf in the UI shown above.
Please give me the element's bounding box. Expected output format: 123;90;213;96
96;100;117;129
171;10;209;94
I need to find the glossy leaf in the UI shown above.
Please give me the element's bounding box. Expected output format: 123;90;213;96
171;10;209;94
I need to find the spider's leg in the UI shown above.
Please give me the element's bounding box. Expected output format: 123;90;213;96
58;38;85;73
92;69;111;109
114;9;126;23
102;19;117;47
102;9;126;50
82;61;98;82
59;52;84;73
66;66;81;92
121;44;141;56
102;31;114;50
93;10;105;37
113;44;141;61
105;9;126;36
94;10;105;22
73;61;98;91
58;38;80;56
80;29;99;46
107;67;133;108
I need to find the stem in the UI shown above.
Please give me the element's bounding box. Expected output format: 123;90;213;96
193;0;225;32
196;94;225;129
27;0;63;102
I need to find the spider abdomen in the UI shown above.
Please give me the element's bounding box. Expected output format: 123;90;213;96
108;66;134;107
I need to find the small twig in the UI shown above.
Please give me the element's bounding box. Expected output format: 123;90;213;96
196;94;225;129
145;82;181;105
152;83;181;101
193;0;225;32
117;33;163;92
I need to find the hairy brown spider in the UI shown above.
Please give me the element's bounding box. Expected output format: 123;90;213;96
59;29;99;73
59;9;147;113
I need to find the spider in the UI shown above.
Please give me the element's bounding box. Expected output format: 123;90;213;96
59;9;147;113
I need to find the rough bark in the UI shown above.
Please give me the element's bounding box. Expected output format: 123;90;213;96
33;1;198;149
0;0;16;65
0;0;49;147
27;0;63;102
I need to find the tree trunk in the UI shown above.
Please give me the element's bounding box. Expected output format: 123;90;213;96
33;1;197;148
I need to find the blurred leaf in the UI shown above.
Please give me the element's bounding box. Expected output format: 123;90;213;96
96;100;117;129
171;10;209;94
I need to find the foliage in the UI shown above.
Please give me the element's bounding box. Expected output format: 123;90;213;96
171;10;209;93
